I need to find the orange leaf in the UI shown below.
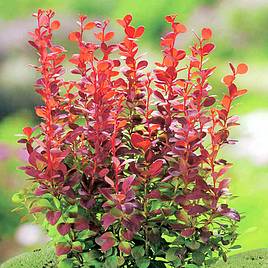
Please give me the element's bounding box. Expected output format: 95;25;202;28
84;21;95;30
118;120;128;129
97;61;111;71
51;20;60;30
202;28;212;40
236;63;248;74
174;23;187;33
104;32;114;41
222;75;234;86
35;106;46;118
95;32;103;41
69;32;80;42
221;95;231;110
234;89;248;98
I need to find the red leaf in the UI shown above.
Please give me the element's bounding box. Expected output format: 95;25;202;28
125;26;135;38
236;63;248;74
23;127;33;138
135;26;145;38
69;31;80;42
131;133;150;151
181;228;195;237
219;178;230;190
112;156;120;169
124;14;133;25
102;213;117;230
57;223;71;236
122;175;135;193
228;84;237;97
176;49;186;60
165;15;176;23
202;28;212;40
95;232;116;252
203;96;216;107
51;20;60;30
104;31;114;41
185;205;208;216
202;43;215;54
46;211;61;225
154;91;165;101
229;62;236;74
147;159;164;177
84;21;95;30
104;176;115;188
74;218;89;231
99;168;109;177
55;243;71;256
119;241;131;255
217;205;240;221
137;60;148;70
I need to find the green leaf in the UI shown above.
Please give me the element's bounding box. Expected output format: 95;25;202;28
135;258;150;268
12;192;24;203
103;255;117;268
117;256;125;266
192;251;205;266
34;198;53;209
110;207;123;218
166;247;178;261
185;240;200;250
230;245;242;249
185;264;199;268
58;258;73;268
53;197;61;209
132;246;145;259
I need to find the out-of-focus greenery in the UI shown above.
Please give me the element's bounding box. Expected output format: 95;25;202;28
0;0;267;262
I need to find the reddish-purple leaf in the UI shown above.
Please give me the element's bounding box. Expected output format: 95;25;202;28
203;96;216;107
122;175;135;193
147;159;164;177
57;223;71;236
102;213;117;230
55;243;71;256
181;228;195;237
95;232;116;252
46;211;61;225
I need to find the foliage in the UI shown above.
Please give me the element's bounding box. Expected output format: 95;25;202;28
211;248;268;267
14;9;248;267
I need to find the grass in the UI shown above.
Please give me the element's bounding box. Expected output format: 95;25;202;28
211;248;268;268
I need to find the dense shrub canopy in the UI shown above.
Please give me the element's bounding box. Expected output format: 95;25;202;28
15;9;248;267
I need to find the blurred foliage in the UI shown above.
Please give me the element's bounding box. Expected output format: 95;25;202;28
0;190;20;239
230;7;268;55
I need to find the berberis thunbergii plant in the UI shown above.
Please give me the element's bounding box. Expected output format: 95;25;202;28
13;9;248;268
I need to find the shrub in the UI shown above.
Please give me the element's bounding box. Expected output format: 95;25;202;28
15;9;248;267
